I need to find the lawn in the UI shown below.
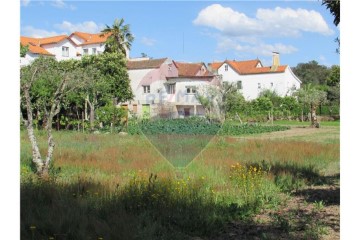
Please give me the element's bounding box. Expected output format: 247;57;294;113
20;119;340;239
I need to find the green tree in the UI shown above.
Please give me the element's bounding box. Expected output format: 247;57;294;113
292;60;330;85
195;82;239;123
20;57;95;177
225;90;247;119
20;43;29;57
259;89;282;108
327;65;340;87
322;0;340;26
80;52;134;131
252;97;273;113
101;18;134;56
326;65;340;107
295;84;328;128
96;101;127;131
280;96;301;119
322;0;340;53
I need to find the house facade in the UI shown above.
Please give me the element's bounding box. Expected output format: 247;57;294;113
209;53;301;100
20;32;113;66
21;32;301;119
125;57;178;118
125;58;218;118
166;62;218;118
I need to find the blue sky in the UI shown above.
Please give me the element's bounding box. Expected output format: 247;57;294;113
20;0;340;67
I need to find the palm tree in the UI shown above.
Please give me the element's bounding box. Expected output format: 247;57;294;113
101;18;134;57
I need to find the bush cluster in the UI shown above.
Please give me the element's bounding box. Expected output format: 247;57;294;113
126;118;289;136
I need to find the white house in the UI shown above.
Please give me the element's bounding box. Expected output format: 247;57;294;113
125;59;218;118
125;57;179;118
20;32;301;118
20;32;112;66
166;61;218;118
209;52;301;100
68;32;112;57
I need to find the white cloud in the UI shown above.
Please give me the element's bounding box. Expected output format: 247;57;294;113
256;7;333;36
216;36;297;57
21;0;30;7
22;26;64;38
51;0;76;10
22;21;104;38
193;4;334;37
54;21;104;34
52;0;65;8
141;37;156;46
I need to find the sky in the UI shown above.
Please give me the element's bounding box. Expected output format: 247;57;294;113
20;0;340;67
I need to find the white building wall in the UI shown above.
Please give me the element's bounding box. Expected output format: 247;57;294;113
172;80;210;105
128;68;159;104
81;43;105;56
218;64;301;100
42;40;80;61
69;35;84;45
20;52;39;66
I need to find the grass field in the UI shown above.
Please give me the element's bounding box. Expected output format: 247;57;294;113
20;121;340;239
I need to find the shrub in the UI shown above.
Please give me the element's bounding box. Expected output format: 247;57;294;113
126;118;290;136
229;163;277;207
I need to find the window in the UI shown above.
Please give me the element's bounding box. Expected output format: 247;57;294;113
92;48;96;55
168;84;175;94
237;81;243;90
258;83;261;89
186;86;196;94
62;46;69;57
224;64;228;71
143;85;150;93
270;82;274;87
168;64;172;71
83;49;88;55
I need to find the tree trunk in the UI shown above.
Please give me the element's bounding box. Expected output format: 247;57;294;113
22;72;69;178
82;111;85;133
89;104;95;131
86;96;96;132
41;76;68;177
22;70;45;174
310;103;319;128
85;98;88;120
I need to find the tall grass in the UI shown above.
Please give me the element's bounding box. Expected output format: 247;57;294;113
21;127;339;238
21;174;261;239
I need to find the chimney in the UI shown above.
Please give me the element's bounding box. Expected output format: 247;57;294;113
271;52;280;71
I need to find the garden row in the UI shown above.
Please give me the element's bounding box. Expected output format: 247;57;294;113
126;118;290;136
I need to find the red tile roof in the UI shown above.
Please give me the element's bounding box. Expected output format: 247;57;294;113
243;65;287;74
212;59;287;75
70;31;110;45
174;62;212;77
226;60;261;74
208;62;223;71
20;32;109;56
37;35;68;45
127;58;168;70
20;36;55;56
